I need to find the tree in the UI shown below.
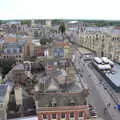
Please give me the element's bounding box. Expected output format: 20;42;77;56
47;38;53;44
40;37;47;46
40;37;53;46
20;20;31;26
0;58;16;78
59;23;66;34
0;20;2;25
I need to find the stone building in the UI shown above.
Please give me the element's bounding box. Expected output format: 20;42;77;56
33;58;89;120
35;91;89;120
75;27;120;63
48;39;72;59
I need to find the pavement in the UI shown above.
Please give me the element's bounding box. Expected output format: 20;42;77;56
72;46;120;120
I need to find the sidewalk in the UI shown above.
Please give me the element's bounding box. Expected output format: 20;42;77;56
86;63;120;120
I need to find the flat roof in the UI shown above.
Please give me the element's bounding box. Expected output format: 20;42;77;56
105;64;120;87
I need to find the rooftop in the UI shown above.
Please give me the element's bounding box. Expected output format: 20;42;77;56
78;47;93;55
13;64;25;71
32;39;41;46
3;42;22;48
35;90;89;110
105;64;120;87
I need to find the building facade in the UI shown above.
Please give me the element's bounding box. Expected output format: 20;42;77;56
50;39;72;59
74;26;120;63
34;56;89;120
0;84;10;120
35;92;89;120
1;42;24;63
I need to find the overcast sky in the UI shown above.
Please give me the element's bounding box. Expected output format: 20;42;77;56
0;0;120;20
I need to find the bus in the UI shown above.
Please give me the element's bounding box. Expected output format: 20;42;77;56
93;57;111;70
101;57;114;67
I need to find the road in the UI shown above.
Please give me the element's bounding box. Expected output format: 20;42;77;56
72;46;113;120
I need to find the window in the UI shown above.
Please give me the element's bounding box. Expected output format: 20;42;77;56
52;114;56;119
0;103;3;108
13;48;17;53
61;113;65;118
70;112;74;118
79;112;83;117
43;114;47;119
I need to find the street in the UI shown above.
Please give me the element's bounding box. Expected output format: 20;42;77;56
72;46;113;120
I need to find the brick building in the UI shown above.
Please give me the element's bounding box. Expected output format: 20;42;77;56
35;91;89;120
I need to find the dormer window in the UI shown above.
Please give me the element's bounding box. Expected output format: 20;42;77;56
68;98;75;106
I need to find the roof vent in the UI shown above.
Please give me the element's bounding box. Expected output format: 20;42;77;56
51;97;57;107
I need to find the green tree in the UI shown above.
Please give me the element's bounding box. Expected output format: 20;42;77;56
0;58;15;78
40;37;47;46
0;20;2;25
47;38;53;44
20;20;31;26
40;37;53;46
59;23;66;34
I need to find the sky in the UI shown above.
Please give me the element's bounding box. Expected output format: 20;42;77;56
0;0;120;20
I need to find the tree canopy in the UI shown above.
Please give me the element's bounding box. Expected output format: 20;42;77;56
40;38;47;46
59;23;66;34
40;37;53;46
0;58;16;78
20;20;31;26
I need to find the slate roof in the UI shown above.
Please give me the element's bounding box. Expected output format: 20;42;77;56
36;90;89;110
13;64;25;71
3;43;21;48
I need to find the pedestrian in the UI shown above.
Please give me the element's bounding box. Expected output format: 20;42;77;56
114;106;116;110
104;107;107;113
106;104;109;108
108;103;111;108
